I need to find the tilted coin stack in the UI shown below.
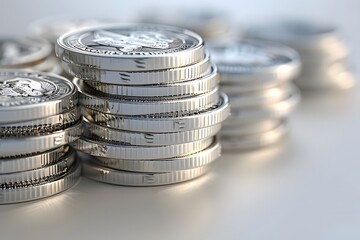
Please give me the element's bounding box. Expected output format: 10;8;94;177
0;37;62;75
56;24;230;186
0;70;81;204
246;20;355;91
209;40;301;150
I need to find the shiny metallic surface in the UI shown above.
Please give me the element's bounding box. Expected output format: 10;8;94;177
56;24;206;71
246;19;355;91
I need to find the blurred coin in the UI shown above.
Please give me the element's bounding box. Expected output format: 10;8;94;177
0;37;51;68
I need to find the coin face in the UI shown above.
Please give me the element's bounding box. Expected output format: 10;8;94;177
58;24;202;56
0;38;51;67
0;71;74;107
210;40;294;73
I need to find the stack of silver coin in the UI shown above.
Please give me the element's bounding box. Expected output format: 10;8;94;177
55;24;230;186
0;37;62;75
209;40;301;151
0;70;81;204
246;20;355;90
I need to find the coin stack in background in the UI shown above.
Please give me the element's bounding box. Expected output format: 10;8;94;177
0;70;81;204
0;37;62;74
246;20;355;91
56;23;230;186
209;40;301;150
139;8;235;42
28;17;118;78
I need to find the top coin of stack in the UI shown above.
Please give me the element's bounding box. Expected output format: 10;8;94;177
0;37;62;74
246;20;355;91
56;23;230;186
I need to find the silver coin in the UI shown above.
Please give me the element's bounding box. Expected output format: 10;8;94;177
0;146;69;174
82;159;211;186
0;148;75;186
74;136;214;160
62;51;212;85
83;117;221;146
74;66;218;97
209;39;301;84
295;70;355;90
77;79;220;116
246;20;347;62
0;121;82;158
56;23;205;71
0;159;80;204
0;107;81;137
0;37;52;68
222;118;282;136
227;87;300;123
82;138;221;172
221;120;288;150
0;70;78;123
83;92;230;133
226;83;293;108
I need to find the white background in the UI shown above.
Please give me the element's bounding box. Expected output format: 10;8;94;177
0;0;359;239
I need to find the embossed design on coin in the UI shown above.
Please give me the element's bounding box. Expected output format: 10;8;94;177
0;78;56;97
93;31;174;52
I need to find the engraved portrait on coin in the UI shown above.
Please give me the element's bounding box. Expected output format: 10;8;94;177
92;30;174;53
0;78;56;97
0;71;75;107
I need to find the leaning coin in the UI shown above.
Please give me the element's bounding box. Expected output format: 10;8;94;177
0;70;78;124
83;92;230;132
0;149;75;185
0;121;82;158
0;37;52;68
77;80;220;116
0;160;80;204
83;117;221;146
62;52;212;85
56;23;205;71
0;146;69;174
74;136;213;160
221;120;288;150
209;39;301;85
227;87;300;123
85;138;221;172
75;66;218;98
82;159;211;186
0;107;81;137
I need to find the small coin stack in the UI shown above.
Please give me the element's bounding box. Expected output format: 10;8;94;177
246;20;355;91
56;23;230;186
0;37;62;75
0;70;81;204
209;40;301;151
